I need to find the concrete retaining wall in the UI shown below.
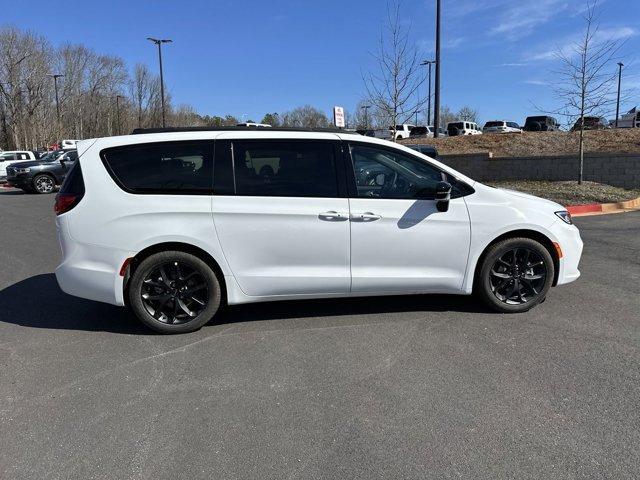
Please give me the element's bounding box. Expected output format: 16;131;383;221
437;153;640;189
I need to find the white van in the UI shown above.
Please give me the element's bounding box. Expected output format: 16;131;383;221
54;127;582;333
447;122;482;136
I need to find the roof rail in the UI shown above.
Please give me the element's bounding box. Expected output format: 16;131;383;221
130;126;356;135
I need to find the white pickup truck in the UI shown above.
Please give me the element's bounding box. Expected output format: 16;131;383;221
0;150;38;182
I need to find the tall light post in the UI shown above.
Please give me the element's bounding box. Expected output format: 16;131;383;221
147;37;172;128
433;0;442;137
615;62;624;128
361;104;371;130
47;73;63;134
420;60;435;126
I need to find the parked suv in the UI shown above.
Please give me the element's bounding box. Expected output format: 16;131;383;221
54;128;582;333
483;121;522;134
446;122;482;136
6;149;77;193
523;116;560;132
390;124;415;140
570;116;608;131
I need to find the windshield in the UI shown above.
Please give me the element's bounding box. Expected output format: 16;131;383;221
40;151;63;162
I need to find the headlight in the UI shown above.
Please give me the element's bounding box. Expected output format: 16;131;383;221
555;210;572;224
15;167;30;174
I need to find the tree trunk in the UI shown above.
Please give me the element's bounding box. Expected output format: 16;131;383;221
578;125;584;185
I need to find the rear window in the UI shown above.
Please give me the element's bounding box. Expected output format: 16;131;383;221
101;141;214;194
59;160;85;195
410;126;428;136
231;141;338;197
484;121;504;128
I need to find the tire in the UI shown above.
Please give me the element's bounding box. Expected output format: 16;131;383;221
476;237;554;313
32;174;56;194
128;251;222;334
530;122;542;132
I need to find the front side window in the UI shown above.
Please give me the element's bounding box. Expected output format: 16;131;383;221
232;141;338;197
349;144;446;199
101;141;213;194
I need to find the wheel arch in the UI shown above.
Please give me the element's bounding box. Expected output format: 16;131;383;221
470;229;560;292
123;241;228;306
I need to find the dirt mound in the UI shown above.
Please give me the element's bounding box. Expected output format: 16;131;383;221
400;129;640;157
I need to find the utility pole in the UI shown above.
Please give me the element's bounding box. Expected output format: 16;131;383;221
361;104;371;130
147;37;172;128
615;62;624;128
420;60;435;126
47;73;63;135
433;0;442;137
115;94;124;135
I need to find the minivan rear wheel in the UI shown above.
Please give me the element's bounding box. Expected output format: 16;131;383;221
476;237;554;313
129;251;221;333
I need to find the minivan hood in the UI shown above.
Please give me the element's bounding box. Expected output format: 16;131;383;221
497;187;565;211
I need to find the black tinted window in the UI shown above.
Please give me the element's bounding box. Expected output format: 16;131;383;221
60;161;85;195
349;144;445;199
232;141;338;197
101;141;213;194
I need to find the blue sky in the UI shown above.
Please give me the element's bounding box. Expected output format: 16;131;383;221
2;0;638;124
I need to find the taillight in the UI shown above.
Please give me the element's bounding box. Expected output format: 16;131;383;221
54;193;81;215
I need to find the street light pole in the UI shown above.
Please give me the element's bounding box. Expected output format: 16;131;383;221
361;104;371;130
615;62;624;128
420;60;435;126
147;37;172;128
47;73;63;134
433;0;442;138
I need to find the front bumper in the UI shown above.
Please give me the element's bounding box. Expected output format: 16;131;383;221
6;176;30;188
550;220;583;285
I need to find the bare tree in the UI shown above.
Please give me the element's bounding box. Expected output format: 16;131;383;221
363;0;424;140
281;105;330;128
457;106;479;123
551;0;624;184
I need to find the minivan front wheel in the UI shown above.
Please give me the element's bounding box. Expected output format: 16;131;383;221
477;237;554;313
129;251;221;333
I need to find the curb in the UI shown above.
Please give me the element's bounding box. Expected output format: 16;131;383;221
567;196;640;217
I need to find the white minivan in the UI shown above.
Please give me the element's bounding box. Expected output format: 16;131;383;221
55;127;582;333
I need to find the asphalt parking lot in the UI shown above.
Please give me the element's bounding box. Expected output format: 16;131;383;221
1;189;639;480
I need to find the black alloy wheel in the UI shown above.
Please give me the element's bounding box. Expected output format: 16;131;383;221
489;247;547;305
141;261;209;324
129;251;221;333
477;237;554;313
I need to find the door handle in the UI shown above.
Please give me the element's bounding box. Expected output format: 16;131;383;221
352;212;381;222
319;211;348;221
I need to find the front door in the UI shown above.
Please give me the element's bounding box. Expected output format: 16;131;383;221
346;142;471;294
212;137;350;297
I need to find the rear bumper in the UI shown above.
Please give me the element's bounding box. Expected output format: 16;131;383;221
55;216;130;306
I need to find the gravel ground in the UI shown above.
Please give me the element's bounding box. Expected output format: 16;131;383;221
486;180;640;206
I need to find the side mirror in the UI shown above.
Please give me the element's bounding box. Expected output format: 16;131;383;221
435;181;452;212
